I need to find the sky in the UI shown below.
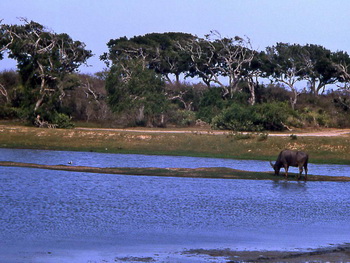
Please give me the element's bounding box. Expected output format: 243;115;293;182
1;0;350;74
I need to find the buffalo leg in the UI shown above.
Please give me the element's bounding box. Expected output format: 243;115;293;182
284;166;289;179
304;165;308;181
298;166;303;180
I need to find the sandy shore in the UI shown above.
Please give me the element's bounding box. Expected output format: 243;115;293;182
182;244;350;262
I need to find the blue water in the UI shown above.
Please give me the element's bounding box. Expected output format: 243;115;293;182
0;148;349;176
0;149;350;262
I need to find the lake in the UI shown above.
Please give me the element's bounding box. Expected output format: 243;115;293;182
1;148;350;176
0;149;349;262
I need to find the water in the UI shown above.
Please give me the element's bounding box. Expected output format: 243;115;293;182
1;148;349;176
0;148;350;262
0;166;350;262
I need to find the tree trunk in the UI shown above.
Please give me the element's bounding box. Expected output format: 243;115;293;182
136;105;145;124
34;93;45;112
290;89;298;110
247;78;256;106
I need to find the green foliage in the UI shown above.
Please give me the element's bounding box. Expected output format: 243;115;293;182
298;107;332;127
169;109;196;126
253;101;292;131
106;61;168;127
52;113;74;129
196;88;225;123
0;106;19;119
2;24;350;130
212;103;259;131
256;83;290;103
0;19;92;127
102;32;194;82
212;102;291;131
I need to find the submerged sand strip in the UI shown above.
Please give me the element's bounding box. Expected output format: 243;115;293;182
1;161;349;181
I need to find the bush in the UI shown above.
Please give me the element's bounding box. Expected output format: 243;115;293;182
298;107;332;127
212;103;261;131
212;101;292;131
196;88;225;123
0;106;19;119
53;113;75;128
254;101;292;131
168;108;196;126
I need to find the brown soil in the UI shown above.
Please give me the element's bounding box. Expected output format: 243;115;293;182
1;161;349;181
184;244;350;262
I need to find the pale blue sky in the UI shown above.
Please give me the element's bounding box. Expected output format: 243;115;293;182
1;0;350;74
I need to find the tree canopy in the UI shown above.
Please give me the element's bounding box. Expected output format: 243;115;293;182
1;20;350;130
0;18;92;126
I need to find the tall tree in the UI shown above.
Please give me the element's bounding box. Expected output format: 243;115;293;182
264;43;306;109
101;32;194;83
332;50;350;90
301;44;337;95
2;18;92;124
178;31;255;99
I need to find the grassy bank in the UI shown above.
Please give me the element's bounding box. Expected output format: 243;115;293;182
1;125;350;164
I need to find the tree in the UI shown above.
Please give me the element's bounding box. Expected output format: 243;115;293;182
332;50;350;90
105;60;168;127
101;32;194;83
264;43;306;109
178;31;255;99
300;44;337;95
0;19;15;60
1;18;92;125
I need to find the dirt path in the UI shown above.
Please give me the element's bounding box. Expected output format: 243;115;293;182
75;127;350;137
1;124;349;137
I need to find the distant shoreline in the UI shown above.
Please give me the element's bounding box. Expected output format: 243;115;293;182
1;125;350;165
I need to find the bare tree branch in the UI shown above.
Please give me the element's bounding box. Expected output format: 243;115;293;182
0;83;9;102
178;31;255;98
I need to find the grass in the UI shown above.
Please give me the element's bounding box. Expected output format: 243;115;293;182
1;124;350;165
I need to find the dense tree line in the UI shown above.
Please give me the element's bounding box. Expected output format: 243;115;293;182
1;19;350;130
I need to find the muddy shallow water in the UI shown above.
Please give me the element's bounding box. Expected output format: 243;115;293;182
0;159;350;262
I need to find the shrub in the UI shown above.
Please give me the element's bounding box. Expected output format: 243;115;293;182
212;103;261;131
212;101;292;131
254;101;292;131
170;110;196;126
299;107;332;127
53;113;75;128
196;88;225;123
0;106;19;119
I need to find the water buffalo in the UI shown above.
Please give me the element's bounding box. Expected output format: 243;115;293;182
270;149;309;180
